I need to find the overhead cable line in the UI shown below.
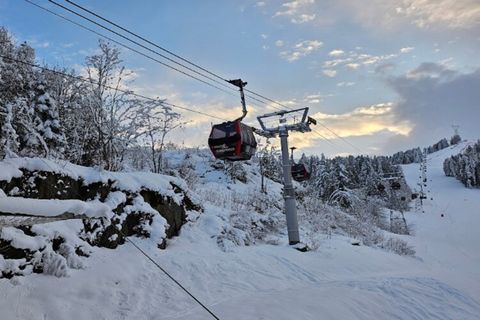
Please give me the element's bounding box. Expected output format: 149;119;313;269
50;1;341;149
24;0;235;98
36;1;331;133
58;1;358;152
0;54;228;122
24;1;291;124
122;234;220;320
61;0;277;110
243;89;360;151
315;125;362;153
46;0;237;94
25;0;273;111
65;0;228;84
26;0;348;150
51;0;277;109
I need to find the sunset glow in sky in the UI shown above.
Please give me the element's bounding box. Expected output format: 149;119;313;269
1;0;479;156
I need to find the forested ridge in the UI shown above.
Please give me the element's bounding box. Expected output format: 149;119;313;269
444;141;480;188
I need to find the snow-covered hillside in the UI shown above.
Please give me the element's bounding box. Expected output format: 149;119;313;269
402;141;480;300
1;143;480;319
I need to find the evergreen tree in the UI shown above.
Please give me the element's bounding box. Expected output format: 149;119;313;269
0;103;19;157
30;82;66;157
443;141;480;188
450;134;461;145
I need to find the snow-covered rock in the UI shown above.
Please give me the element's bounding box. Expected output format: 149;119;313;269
0;157;201;278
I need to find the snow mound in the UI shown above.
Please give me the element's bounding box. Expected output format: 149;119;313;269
0;157;189;203
0;197;112;219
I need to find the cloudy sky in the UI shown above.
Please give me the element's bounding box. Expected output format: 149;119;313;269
1;0;479;156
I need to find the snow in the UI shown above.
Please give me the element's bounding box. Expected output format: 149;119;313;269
0;157;188;204
0;160;23;182
1;142;480;319
0;227;47;251
31;220;87;249
0;197;112;219
401;141;480;299
1;235;479;319
123;196;168;241
102;191;127;210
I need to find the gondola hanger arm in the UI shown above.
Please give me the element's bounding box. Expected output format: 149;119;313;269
228;78;248;121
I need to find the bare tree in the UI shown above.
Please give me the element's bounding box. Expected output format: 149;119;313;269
84;40;143;170
139;102;187;173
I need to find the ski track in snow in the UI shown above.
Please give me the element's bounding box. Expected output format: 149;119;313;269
1;142;480;319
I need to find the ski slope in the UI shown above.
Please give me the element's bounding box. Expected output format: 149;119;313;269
1;142;480;319
402;141;480;300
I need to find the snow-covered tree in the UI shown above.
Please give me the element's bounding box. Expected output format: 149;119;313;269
0;28;36;159
450;134;462;145
0;103;19;157
427;138;449;154
444;141;480;188
137;102;186;173
28;82;66;158
1;27;191;168
39;67;90;163
255;141;282;188
83;40;148;170
302;152;409;211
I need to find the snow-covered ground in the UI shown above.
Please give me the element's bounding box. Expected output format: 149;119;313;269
1;142;480;319
402;141;480;301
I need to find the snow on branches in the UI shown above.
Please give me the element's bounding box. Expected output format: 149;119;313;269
0;29;185;172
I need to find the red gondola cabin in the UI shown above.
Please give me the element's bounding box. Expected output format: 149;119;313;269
208;119;257;161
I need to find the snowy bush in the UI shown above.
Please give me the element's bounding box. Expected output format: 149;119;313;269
380;237;415;256
58;243;84;270
225;162;248;183
362;198;389;230
178;153;199;188
328;188;361;209
0;227;87;278
39;250;68;277
299;195;385;248
203;186;285;251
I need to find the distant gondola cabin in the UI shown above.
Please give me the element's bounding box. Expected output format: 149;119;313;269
291;163;310;182
391;181;401;190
